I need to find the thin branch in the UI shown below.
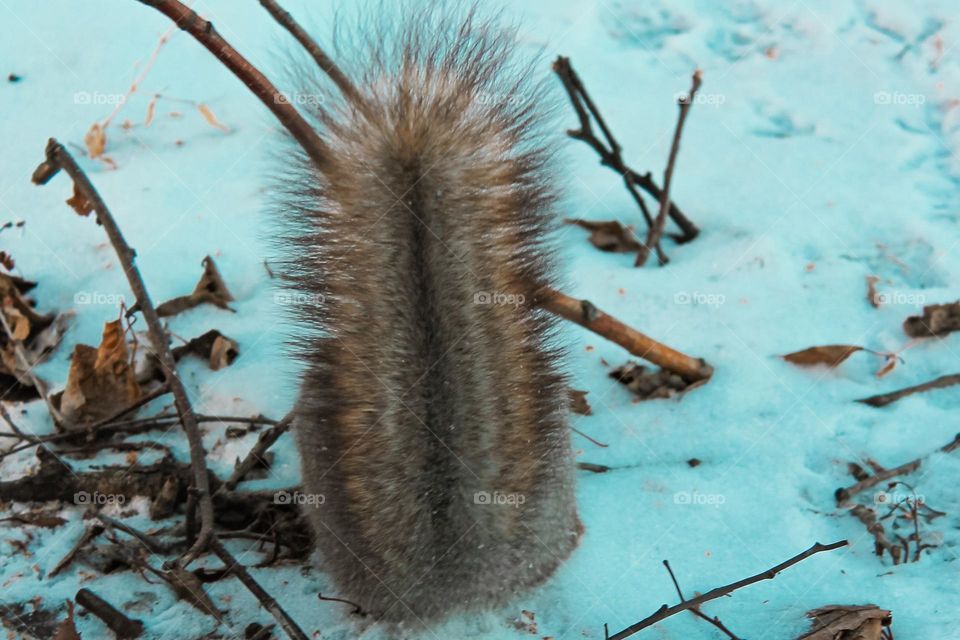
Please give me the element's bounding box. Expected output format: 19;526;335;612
606;541;848;640
75;588;145;639
133;0;331;171
662;560;740;639
857;373;960;407
210;537;309;640
835;458;923;504
219;411;293;493
32;139;216;564
257;0;367;110
552;57;700;248
540;287;713;382
636;70;702;267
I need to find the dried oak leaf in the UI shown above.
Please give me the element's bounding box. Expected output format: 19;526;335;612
903;301;960;338
156;256;235;317
564;219;643;253
782;345;863;368
569;389;592;416
796;604;891;640
59;319;140;427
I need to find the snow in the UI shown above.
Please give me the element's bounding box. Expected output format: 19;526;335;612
1;0;959;638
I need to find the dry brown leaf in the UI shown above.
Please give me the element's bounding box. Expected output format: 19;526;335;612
197;103;230;132
796;604;891;640
156;256;235;317
65;182;94;217
52;601;81;640
0;251;14;271
170;329;239;371
3;305;31;341
165;567;222;618
59;319;141;427
569;389;592;416
782;345;863;368
565;219;643;253
84;122;106;159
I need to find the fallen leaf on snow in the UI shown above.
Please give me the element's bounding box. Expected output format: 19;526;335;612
564;219;643;253
782;345;863;368
156;256;235;317
59;319;140;427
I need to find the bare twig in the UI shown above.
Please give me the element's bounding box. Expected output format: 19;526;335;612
258;0;367;110
49;522;105;578
540;287;713;382
219;411;293;493
133;0;330;171
636;70;702;267
836;459;924;504
33;138;217;564
662;559;740;639
850;504;901;564
75;588;145;638
857;373;960;407
552;57;700;254
210;537;309;640
605;541;848;640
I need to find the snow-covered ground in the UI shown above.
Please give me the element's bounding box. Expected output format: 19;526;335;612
1;0;959;638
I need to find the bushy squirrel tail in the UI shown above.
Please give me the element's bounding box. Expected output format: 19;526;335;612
271;2;580;624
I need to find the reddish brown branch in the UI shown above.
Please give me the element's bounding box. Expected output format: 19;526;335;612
75;588;144;639
219;411;293;493
636;70;702;267
605;541;848;640
540;287;713;382
133;0;330;171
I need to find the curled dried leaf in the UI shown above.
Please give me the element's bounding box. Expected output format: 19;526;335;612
84;122;107;158
156;256;235;317
65;182;94;217
565;219;643;253
782;345;863;368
